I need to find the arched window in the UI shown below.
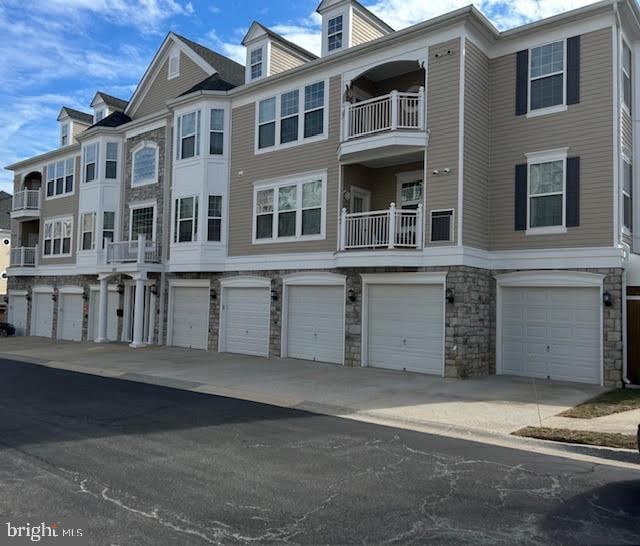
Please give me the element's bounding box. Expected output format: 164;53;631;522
131;143;158;186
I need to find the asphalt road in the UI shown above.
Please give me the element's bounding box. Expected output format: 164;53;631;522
0;358;638;545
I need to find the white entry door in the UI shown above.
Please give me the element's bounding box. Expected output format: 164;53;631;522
58;293;83;341
31;292;53;338
221;287;270;357
286;285;344;364
366;284;444;374
501;287;601;384
89;289;119;341
170;286;210;350
8;295;27;336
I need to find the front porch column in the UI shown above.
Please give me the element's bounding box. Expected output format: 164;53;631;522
95;276;109;343
129;276;146;349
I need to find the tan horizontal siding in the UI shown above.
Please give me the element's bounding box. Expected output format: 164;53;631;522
135;53;209;119
228;76;341;256
463;39;490;250
425;38;460;245
488;27;613;250
352;10;385;46
270;43;304;75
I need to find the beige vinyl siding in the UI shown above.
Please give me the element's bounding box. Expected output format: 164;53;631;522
489;27;613;250
425;38;460;245
351;9;386;46
270;43;305;75
463;40;490;249
621;109;633;154
72;122;89;142
39;157;80;265
134;53;209;119
228;76;341;256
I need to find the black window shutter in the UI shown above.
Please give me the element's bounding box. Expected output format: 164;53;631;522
566;157;580;227
515;163;527;230
567;35;581;105
515;50;529;116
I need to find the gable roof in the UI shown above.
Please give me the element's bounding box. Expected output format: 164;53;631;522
89;110;132;129
316;0;394;32
91;92;128;112
242;21;318;61
181;73;239;95
57;107;93;125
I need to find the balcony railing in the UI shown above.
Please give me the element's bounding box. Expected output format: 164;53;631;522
339;204;423;250
342;88;425;141
105;235;160;264
12;190;40;212
10;246;37;267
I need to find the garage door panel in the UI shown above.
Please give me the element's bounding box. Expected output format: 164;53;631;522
223;287;270;357
31;293;53;338
9;296;27;336
171;287;209;350
59;294;83;341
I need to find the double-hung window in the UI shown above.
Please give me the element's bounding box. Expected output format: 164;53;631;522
132;144;157;186
60;123;69;146
130;206;155;241
80;212;95;250
254;175;324;242
280;91;299;144
623;159;633;231
623;41;632;114
95;109;106;122
207;196;222;241
209;109;224;155
528;159;565;229
174;197;198;243
250;48;263;80
258;98;276;149
177;111;200;160
529;41;565;111
43;217;72;256
304;82;325;138
327;15;343;52
105;142;118;179
46;159;74;197
102;211;115;247
84;143;98;183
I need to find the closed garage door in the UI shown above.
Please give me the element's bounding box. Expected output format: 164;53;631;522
501;287;601;384
58;293;83;341
31;292;53;338
366;284;444;374
286;285;344;364
222;287;270;357
89;289;119;341
170;286;210;350
8;295;27;336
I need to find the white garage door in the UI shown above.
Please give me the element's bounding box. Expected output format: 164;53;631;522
89;289;119;341
222;287;270;357
170;286;210;350
8;295;28;336
31;292;53;338
367;284;444;374
501;287;601;384
286;285;344;364
58;293;83;341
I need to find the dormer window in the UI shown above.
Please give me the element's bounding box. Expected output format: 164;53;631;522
168;52;180;79
60;123;69;147
95;108;106;122
327;15;343;52
250;47;263;80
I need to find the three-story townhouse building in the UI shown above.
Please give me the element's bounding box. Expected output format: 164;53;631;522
5;0;640;387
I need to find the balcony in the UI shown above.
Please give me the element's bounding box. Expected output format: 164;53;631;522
11;190;40;219
339;204;424;251
105;235;160;265
10;246;37;267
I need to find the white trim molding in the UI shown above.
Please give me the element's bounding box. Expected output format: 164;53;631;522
282;271;346;286
219;276;272;289
57;285;85;294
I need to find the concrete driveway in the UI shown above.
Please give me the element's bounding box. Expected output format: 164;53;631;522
0;337;605;438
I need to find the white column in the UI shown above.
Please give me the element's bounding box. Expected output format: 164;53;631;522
147;292;156;345
388;202;396;249
340;208;347;251
136;233;145;264
129;277;146;348
95;277;109;343
121;285;132;342
390;90;399;130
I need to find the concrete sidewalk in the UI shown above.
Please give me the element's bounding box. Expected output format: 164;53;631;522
0;337;612;437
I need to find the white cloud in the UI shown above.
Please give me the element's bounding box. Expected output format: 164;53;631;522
202;29;246;65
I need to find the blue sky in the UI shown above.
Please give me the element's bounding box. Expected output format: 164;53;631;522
0;0;598;193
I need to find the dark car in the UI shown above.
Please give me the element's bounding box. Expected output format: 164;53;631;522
0;322;16;336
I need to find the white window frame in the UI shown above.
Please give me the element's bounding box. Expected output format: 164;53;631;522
173;195;199;243
95;108;106;122
327;14;344;53
102;211;115;248
105;141;119;180
429;209;454;243
129;200;157;242
252;171;327;244
622;39;632;115
322;7;351;56
176;110;201;161
83;142;99;183
525;148;568;236
168;51;180;80
45;157;75;199
622;152;633;234
396;170;424;209
79;212;96;251
207;195;223;242
60;122;70;147
43;216;73;258
209;108;225;156
249;46;264;80
527;39;568;118
131;141;159;187
254;79;329;154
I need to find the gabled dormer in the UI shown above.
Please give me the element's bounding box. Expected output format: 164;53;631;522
57;107;93;148
90;92;128;124
242;22;318;83
317;0;393;56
